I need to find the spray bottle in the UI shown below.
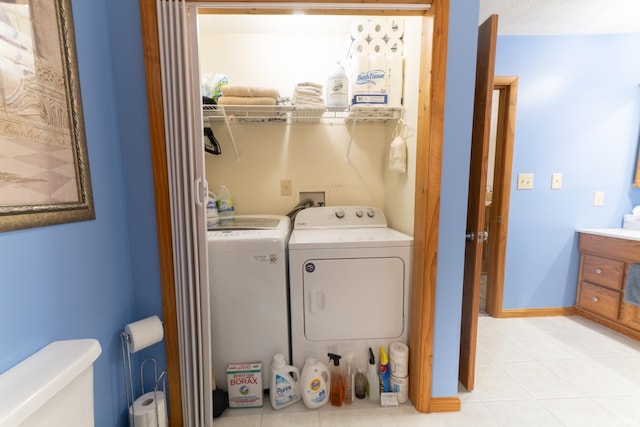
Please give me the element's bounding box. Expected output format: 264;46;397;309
344;354;355;404
327;353;344;407
367;347;379;401
379;346;390;393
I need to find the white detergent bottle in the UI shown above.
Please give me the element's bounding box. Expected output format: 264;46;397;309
325;62;349;108
217;185;234;217
300;356;330;409
270;353;301;410
206;191;219;228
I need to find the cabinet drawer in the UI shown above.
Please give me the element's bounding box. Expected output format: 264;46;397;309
581;254;624;290
578;282;620;320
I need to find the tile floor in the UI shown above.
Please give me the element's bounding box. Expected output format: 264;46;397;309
213;315;640;426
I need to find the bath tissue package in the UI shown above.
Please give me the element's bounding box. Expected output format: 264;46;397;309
347;17;404;106
124;315;164;353
129;391;168;427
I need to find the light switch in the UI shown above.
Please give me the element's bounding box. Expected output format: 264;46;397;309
280;179;292;196
594;191;605;206
551;173;563;190
517;173;534;190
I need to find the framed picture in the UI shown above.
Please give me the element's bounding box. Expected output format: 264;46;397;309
0;0;94;232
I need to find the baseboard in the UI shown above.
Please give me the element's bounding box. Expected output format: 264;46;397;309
430;396;461;412
496;307;577;318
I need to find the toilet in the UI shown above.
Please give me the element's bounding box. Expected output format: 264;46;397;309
0;339;102;426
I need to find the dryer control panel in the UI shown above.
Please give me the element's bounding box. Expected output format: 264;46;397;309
294;206;387;229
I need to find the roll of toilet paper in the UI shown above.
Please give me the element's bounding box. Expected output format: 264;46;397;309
349;54;369;96
390;374;409;403
350;39;369;58
386;54;404;106
387;18;404;39
129;391;168;427
368;38;388;55
389;342;409;377
351;18;372;40
369;18;390;40
368;53;388;93
124;315;164;353
386;38;404;56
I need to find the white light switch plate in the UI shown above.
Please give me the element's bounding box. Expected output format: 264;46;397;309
551;173;563;189
594;191;605;206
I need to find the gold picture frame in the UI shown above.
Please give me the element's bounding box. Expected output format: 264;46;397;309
0;0;94;232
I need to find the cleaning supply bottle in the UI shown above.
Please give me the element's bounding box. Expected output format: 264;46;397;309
344;355;355;404
379;346;390;393
367;347;379;401
355;368;367;400
217;185;234;217
300;357;329;409
327;353;344;406
206;191;219;228
270;353;301;410
325;62;349;108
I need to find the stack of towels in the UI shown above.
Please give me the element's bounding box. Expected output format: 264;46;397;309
217;86;280;105
292;82;324;108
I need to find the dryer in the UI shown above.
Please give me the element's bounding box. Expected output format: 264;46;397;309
288;206;413;367
208;215;290;390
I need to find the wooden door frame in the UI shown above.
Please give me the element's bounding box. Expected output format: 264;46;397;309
138;0;449;422
484;76;518;317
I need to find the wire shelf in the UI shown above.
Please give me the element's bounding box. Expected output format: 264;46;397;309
202;104;402;124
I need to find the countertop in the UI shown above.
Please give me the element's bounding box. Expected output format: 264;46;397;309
577;228;640;242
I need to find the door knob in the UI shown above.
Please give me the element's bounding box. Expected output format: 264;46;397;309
465;231;475;242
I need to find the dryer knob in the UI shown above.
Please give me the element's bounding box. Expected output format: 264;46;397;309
355;209;363;218
367;209;375;218
335;209;345;219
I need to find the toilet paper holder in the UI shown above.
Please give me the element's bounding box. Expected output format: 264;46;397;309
120;324;167;427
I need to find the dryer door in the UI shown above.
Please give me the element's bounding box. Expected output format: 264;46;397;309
302;257;405;341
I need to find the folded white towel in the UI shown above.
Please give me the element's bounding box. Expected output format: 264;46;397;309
296;81;323;90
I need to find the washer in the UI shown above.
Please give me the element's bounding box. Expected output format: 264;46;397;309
288;206;413;368
208;215;290;390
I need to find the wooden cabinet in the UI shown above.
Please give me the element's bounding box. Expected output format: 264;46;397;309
576;232;640;340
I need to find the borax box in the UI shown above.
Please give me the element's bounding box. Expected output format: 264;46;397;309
226;362;263;408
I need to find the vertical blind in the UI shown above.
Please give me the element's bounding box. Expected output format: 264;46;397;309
157;1;212;425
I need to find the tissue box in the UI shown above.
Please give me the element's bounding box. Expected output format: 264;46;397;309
226;362;263;408
623;214;640;230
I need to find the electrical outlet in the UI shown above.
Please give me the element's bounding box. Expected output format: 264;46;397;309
280;179;292;196
551;173;563;190
517;173;534;190
594;191;605;206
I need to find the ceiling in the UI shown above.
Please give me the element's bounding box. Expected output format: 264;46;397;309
198;1;640;36
480;0;640;35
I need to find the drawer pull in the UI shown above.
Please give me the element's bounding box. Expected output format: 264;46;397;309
591;296;599;302
594;268;602;274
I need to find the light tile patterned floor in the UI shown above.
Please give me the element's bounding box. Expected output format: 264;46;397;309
213;316;640;426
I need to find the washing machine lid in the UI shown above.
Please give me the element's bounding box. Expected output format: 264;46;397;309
288;227;412;249
208;215;287;230
208;215;290;241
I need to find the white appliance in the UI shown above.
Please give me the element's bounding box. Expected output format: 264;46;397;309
288;206;413;368
208;215;291;390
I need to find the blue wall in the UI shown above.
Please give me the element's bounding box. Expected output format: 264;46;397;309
431;0;480;397
0;1;164;426
496;35;640;310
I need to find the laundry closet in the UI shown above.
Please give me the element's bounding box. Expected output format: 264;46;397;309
196;12;425;404
197;13;422;234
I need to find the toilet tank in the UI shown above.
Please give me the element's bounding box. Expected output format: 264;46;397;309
0;339;102;426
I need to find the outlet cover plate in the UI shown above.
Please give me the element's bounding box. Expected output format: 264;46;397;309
517;173;534;190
